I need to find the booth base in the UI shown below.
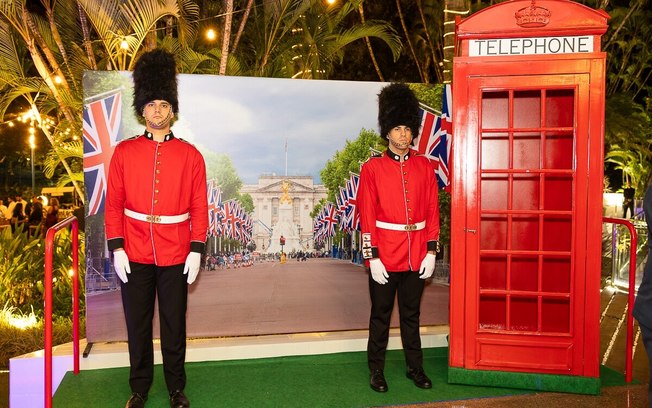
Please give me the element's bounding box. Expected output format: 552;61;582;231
448;366;601;395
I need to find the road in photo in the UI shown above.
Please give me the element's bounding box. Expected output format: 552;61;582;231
86;257;450;340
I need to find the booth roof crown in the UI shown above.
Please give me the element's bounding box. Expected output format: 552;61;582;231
515;0;551;28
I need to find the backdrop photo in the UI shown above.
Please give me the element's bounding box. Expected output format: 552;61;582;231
82;71;449;342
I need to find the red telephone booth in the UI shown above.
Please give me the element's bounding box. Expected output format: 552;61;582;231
448;0;608;394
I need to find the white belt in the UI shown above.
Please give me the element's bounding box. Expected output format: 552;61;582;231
376;220;426;231
124;209;189;224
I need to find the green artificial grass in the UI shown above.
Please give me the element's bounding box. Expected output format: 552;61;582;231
448;367;601;395
53;347;627;407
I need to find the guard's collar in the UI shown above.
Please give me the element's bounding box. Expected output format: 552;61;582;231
144;130;175;141
386;148;410;162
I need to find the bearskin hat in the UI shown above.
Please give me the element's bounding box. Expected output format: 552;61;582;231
377;83;421;140
132;49;178;116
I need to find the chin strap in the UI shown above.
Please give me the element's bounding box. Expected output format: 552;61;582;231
146;110;173;129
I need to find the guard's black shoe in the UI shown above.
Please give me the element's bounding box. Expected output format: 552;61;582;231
370;369;388;392
125;392;147;408
406;367;432;389
169;389;190;408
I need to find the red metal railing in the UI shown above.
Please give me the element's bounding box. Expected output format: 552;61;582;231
603;217;637;383
44;216;80;408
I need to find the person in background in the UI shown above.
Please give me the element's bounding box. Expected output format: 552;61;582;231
4;197;15;220
105;49;208;408
15;195;27;218
633;182;652;405
72;204;85;232
623;182;636;218
0;199;7;222
357;83;440;393
27;196;44;236
11;202;25;233
45;197;60;230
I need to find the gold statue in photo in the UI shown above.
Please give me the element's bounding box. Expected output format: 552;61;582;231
280;180;293;204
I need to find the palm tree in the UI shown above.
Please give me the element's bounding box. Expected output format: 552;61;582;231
395;0;425;82
357;2;384;81
0;0;202;202
236;0;401;79
219;0;234;75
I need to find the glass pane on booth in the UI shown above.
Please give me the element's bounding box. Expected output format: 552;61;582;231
544;174;573;211
480;255;507;289
510;296;538;331
513;90;541;128
481;215;508;250
512;215;540;251
542;256;572;293
479;294;506;330
544;131;574;169
481;175;508;210
513;132;541;169
542;215;572;251
541;297;571;334
511;256;539;291
512;174;540;210
482;91;509;128
481;133;509;169
545;89;575;128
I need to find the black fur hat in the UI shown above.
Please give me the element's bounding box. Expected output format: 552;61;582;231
132;49;178;116
378;83;421;140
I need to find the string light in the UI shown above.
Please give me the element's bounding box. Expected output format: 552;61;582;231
205;28;217;41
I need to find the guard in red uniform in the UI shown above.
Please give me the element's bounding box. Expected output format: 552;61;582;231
105;49;208;408
358;83;440;393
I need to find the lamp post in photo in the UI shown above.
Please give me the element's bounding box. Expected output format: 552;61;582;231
297;224;303;248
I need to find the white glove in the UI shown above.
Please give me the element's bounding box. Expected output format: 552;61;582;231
419;253;436;279
113;250;131;283
184;252;201;284
369;258;389;285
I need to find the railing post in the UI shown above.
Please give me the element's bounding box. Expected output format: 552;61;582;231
44;216;80;408
603;217;638;383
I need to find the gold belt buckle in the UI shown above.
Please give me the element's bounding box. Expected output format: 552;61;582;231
146;215;161;223
404;224;416;231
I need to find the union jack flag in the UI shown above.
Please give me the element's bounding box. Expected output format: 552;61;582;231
207;181;222;236
411;84;452;190
344;173;360;231
222;200;238;239
322;202;339;237
83;90;123;216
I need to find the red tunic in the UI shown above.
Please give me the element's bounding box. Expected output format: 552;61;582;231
358;150;439;272
105;134;208;266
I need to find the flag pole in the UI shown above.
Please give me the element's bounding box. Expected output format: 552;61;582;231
285;138;288;176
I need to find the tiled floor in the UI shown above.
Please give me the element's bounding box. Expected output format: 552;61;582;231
400;384;648;407
402;288;651;407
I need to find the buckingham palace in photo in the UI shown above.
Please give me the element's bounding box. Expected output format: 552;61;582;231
241;175;328;253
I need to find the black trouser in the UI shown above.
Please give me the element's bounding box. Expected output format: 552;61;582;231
367;271;425;370
638;321;652;405
121;262;188;394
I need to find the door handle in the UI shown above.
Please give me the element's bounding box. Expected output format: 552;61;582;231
465;228;477;234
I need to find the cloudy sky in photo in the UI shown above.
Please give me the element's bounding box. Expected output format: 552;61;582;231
174;74;385;184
